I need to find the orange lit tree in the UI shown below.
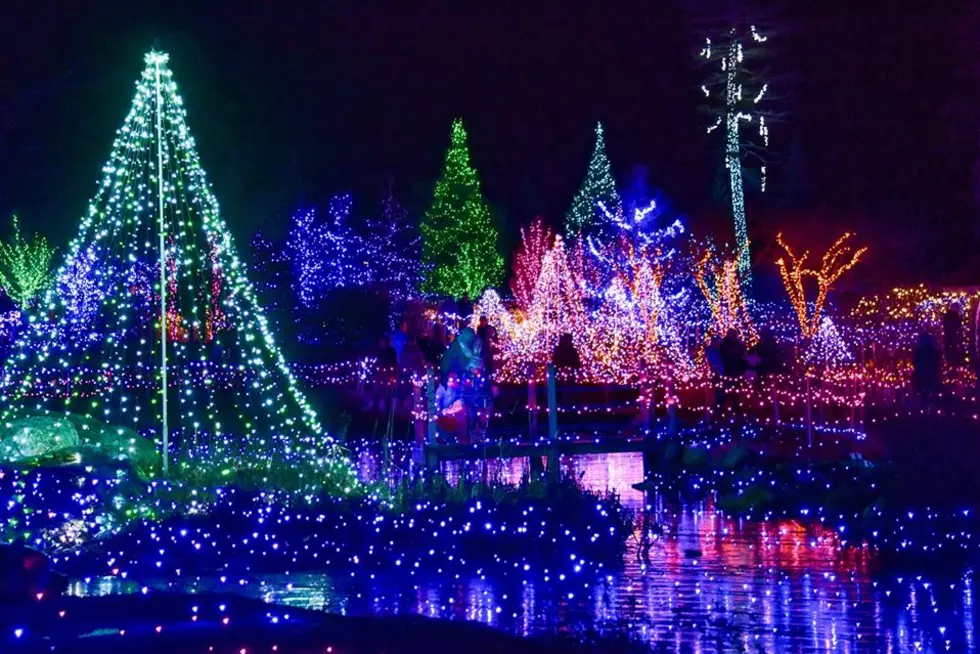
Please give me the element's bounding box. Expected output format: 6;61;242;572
694;243;757;344
776;232;866;338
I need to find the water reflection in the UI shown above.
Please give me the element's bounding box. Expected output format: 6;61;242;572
71;451;977;652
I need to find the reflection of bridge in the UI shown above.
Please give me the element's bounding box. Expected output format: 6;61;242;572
421;434;656;475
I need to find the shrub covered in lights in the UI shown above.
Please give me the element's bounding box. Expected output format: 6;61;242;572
0;51;357;493
0;215;56;311
480;197;698;383
0;463;633;586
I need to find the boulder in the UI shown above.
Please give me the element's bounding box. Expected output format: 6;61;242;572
0;413;160;479
0;416;80;460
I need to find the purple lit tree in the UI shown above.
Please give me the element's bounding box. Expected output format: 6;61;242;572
56;245;105;329
287;207;326;307
323;193;372;289
365;179;421;297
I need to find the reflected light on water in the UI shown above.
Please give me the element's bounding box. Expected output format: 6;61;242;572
71;452;977;652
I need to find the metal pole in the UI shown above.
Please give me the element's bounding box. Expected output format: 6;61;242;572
528;367;538;439
546;364;558;440
805;374;813;449
667;375;678;436
426;367;437;444
154;56;169;477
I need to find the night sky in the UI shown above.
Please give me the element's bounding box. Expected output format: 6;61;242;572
0;0;974;282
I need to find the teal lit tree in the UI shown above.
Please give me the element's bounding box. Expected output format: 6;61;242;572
565;122;622;237
420;118;503;298
0;52;357;490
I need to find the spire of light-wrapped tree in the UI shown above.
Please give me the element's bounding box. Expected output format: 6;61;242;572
0;51;357;492
698;6;783;286
420;118;503;298
565;122;622;237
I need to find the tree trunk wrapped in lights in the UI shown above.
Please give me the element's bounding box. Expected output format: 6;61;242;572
775;232;866;338
696;2;786;287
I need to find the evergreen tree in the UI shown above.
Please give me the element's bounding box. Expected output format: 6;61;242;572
0;52;356;489
421;118;503;298
565;122;622;237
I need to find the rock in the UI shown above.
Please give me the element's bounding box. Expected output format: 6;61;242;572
681;446;709;468
0;416;80;460
0;413;160;479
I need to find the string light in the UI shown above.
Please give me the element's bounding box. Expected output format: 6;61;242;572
56;245;105;329
700;23;775;285
364;181;422;298
851;285;978;385
510;217;554;311
804;316;853;367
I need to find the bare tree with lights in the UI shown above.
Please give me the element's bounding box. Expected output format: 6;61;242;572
776;232;866;339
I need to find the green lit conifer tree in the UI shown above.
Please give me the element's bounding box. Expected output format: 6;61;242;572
420;119;503;298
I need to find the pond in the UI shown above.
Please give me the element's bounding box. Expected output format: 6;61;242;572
68;451;977;652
